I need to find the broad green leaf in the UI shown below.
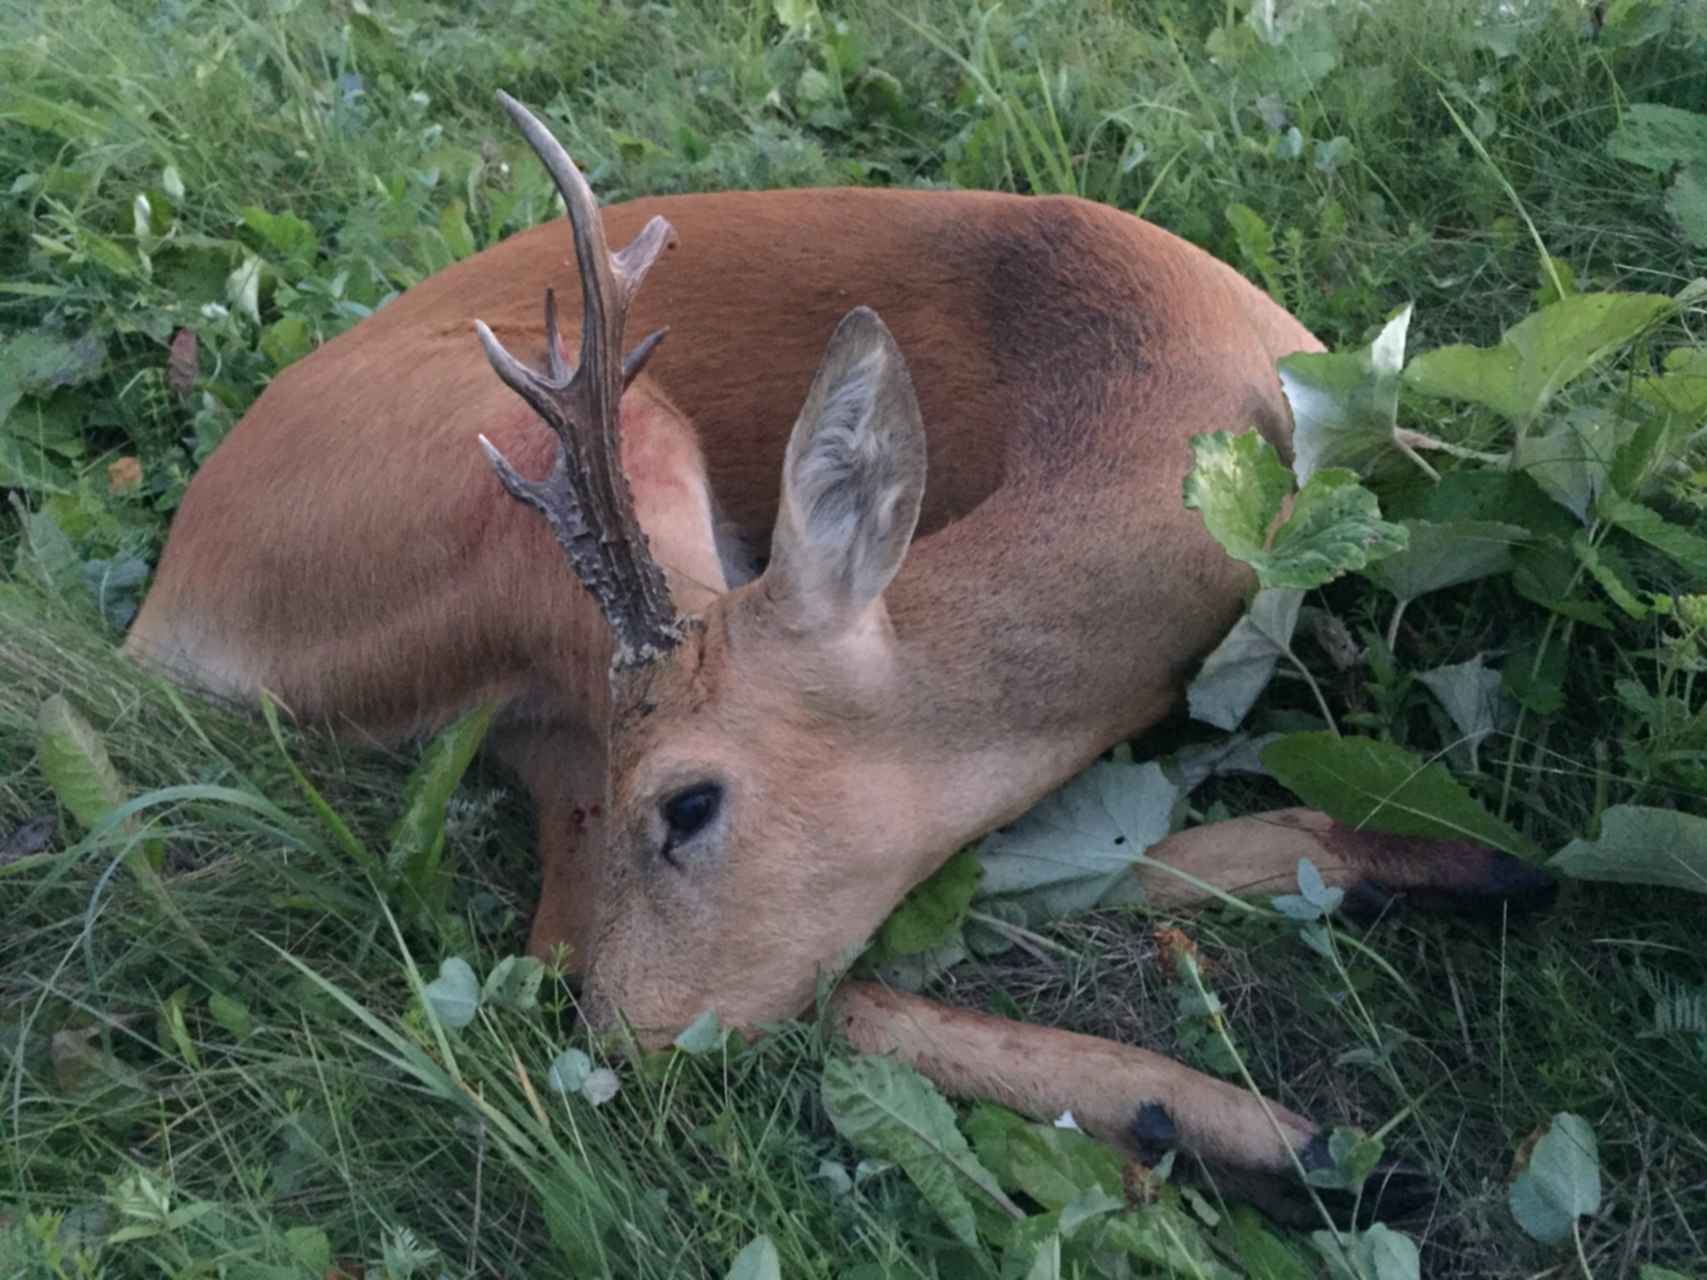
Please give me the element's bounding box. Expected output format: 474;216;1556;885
1508;1113;1601;1245
975;760;1179;921
439;200;476;261
481;954;545;1011
1098;1204;1238;1278
879;849;980;956
241;205;319;271
1058;1186;1124;1239
1183;429;1293;565
37;694;129;832
1419;655;1504;771
1403;291;1675;424
1632;346;1707;430
821;1054;1021;1246
1598;495;1707;572
1311;1222;1420;1280
422;957;479;1029
259;314;312;369
673;1008;728;1055
772;0;819;34
726;1235;780;1280
1606;103;1707;174
1512;408;1618;522
1279;304;1411;483
1262;732;1535;857
0;329;105;426
1187;588;1302;729
967;1106;1123;1210
284;1226;331;1274
1252;468;1407;588
1550;806;1707;895
1020;1234;1061;1280
1219;1207;1314;1280
1667;162;1707;249
1365;519;1529;603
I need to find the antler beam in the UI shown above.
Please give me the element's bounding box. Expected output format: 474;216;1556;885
474;91;682;666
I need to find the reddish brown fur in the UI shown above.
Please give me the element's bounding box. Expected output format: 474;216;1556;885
133;180;1511;1210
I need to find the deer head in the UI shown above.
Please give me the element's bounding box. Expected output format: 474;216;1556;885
476;95;934;1042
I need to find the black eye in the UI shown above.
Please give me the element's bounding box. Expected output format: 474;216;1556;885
660;783;722;850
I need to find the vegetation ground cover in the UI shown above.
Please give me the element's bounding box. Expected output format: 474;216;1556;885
3;0;1706;1276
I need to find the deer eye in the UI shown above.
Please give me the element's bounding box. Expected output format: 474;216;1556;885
659;783;722;859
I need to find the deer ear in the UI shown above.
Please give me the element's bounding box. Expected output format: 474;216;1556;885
765;308;927;636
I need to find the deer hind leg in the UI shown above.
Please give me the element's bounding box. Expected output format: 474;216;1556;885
832;982;1428;1225
1133;807;1557;921
491;720;608;974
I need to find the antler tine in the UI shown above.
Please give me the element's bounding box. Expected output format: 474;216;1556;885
474;91;682;666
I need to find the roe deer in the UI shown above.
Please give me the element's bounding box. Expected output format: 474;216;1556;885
126;93;1553;1220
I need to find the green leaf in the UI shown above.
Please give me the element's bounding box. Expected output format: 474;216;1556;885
879;849;980;956
975;760;1179;921
1311;1223;1420;1280
726;1235;780;1280
422;957;479;1029
439;200;476;261
1365;519;1529;603
548;1047;592;1094
673;1008;729;1055
1666;161;1707;249
241;205;319;272
1187;587;1302;730
37;694;129;832
1606;103;1707;174
1226;203;1282;294
1419;655;1503;770
1253;468;1407;588
1279;304;1411;483
821;1054;1022;1247
1632;346;1707;431
1513;409;1618;522
259;313;312;368
208;992;253;1041
1508;1113;1601;1245
1403;291;1676;424
1598;495;1707;572
1550;805;1707;894
1261;732;1535;857
387;701;497;912
1183;430;1293;565
1218;1207;1314;1280
0;329;106;426
481;954;545;1011
1572;533;1649;619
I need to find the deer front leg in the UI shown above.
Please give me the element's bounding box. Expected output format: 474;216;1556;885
830;981;1428;1225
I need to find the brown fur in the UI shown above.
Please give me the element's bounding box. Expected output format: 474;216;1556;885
132;176;1536;1211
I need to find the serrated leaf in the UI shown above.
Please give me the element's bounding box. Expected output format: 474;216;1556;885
1403;291;1676;424
241;205;319;271
725;1235;780;1280
673;1008;728;1055
481;954;545;1012
1572;533;1649;619
975;760;1179;921
37;694;129;832
1279;305;1410;483
879;849;980;956
422;957;479;1029
1598;494;1707;571
1550;805;1707;895
1508;1113;1600;1245
1261;731;1534;857
1187;588;1302;730
1364;519;1529;603
1633;346;1707;429
1099;1204;1237;1277
548;1047;592;1094
1606;103;1707;174
1183;430;1293;564
1058;1186;1124;1239
1252;468;1407;588
822;1055;1021;1246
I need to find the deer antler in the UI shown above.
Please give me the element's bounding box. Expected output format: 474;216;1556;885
474;91;681;666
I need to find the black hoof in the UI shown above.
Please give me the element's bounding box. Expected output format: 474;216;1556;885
1300;1132;1434;1225
1129;1102;1179;1164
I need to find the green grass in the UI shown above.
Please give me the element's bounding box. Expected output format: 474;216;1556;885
4;0;1707;1276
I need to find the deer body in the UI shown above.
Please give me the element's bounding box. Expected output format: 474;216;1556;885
129;98;1551;1218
